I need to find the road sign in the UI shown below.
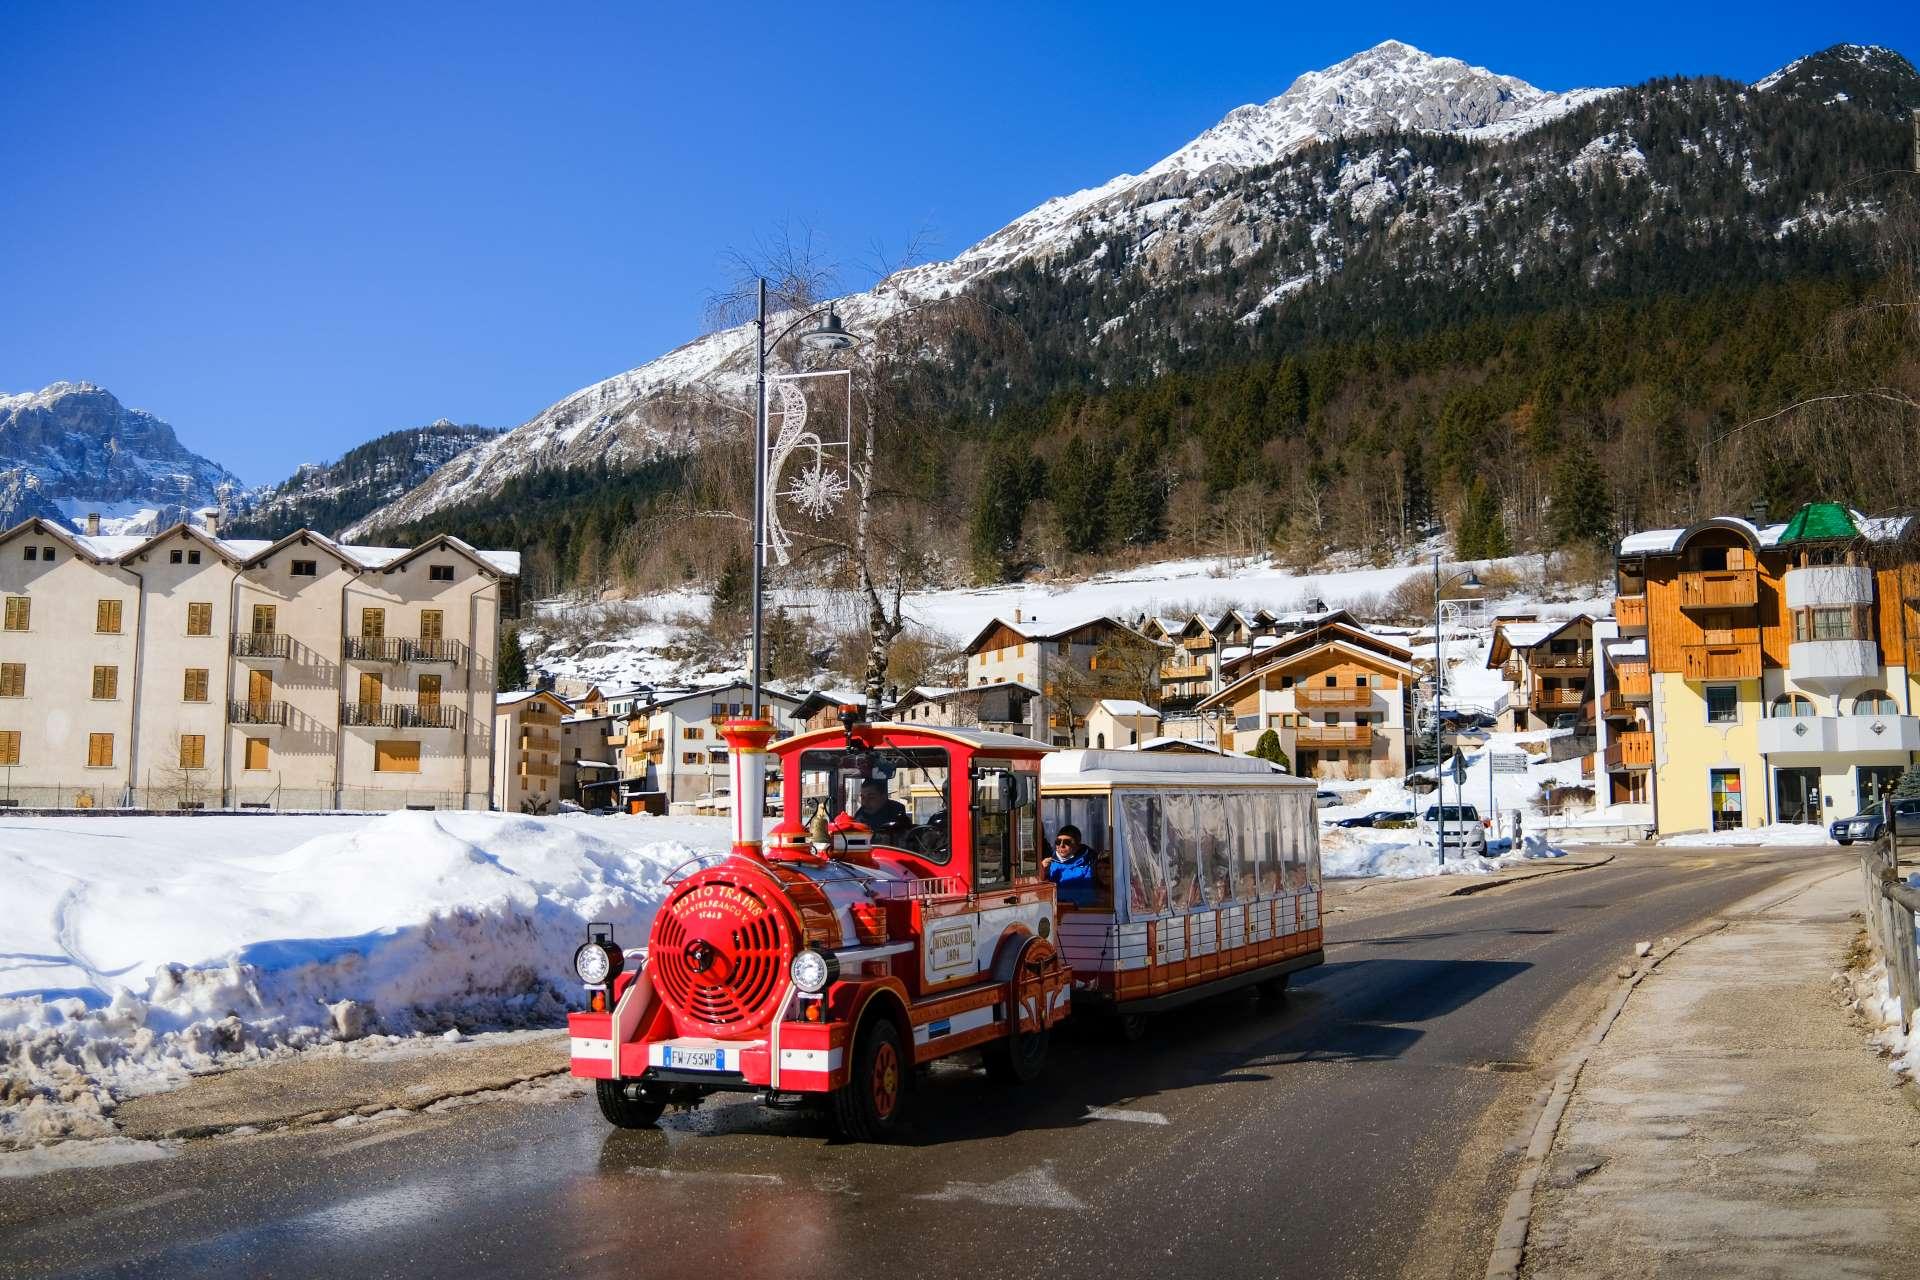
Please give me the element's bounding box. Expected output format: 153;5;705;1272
1451;755;1468;785
1491;752;1529;774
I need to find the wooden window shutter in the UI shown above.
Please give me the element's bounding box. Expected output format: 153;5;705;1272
179;735;205;769
418;674;441;708
252;603;275;634
92;666;118;699
245;737;269;770
87;733;113;767
248;669;273;703
187;602;213;635
184;669;209;701
96;599;122;633
0;664;22;697
3;597;25;630
0;730;18;766
420;609;443;641
360;671;383;705
375;740;420;773
362;608;385;639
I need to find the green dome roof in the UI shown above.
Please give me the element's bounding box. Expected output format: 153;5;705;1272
1776;501;1861;544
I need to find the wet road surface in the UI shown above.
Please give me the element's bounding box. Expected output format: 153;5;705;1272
0;845;1841;1280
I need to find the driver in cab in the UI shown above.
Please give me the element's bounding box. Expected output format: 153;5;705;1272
852;779;909;836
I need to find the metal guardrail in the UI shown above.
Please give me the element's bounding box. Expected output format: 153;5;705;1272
1862;797;1920;1027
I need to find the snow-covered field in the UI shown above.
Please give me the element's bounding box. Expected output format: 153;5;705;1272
0;811;730;1148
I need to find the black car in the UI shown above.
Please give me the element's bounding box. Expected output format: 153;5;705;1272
1334;809;1417;829
1832;798;1920;845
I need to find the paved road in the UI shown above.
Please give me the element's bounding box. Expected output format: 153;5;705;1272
0;845;1843;1280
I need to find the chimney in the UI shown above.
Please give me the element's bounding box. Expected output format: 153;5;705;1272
1014;606;1023;623
86;512;100;536
205;511;219;538
1749;499;1769;526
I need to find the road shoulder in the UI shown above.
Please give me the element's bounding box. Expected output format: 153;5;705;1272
1519;867;1920;1277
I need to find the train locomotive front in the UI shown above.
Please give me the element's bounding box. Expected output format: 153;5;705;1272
566;712;1071;1140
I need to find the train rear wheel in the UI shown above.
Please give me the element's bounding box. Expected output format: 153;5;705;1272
1114;1012;1150;1043
832;1018;908;1142
596;1079;667;1129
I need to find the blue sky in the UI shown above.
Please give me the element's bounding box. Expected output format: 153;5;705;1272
2;2;1915;484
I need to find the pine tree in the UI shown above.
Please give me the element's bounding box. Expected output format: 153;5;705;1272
712;542;750;625
1251;728;1289;769
1548;450;1614;547
1050;436;1108;553
497;626;529;692
1457;478;1510;559
968;448;1030;583
1894;765;1920;800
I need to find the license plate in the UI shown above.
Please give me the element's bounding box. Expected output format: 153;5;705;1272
663;1046;725;1071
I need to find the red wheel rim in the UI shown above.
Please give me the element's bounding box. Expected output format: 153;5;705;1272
871;1040;900;1117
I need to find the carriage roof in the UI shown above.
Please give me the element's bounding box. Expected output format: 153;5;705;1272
776;723;1052;757
1040;749;1312;790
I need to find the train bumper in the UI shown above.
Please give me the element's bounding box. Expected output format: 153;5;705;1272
567;1013;850;1094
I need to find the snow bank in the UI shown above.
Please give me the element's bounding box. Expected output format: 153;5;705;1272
0;811;729;1148
1320;826;1566;879
1660;823;1829;847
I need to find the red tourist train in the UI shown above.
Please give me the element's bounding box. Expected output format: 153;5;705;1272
566;708;1322;1139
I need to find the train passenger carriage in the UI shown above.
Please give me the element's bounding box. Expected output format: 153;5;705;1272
1041;750;1322;1035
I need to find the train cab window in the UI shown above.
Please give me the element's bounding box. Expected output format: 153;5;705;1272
972;759;1039;892
798;745;953;863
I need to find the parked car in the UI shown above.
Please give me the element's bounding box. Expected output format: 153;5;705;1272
1314;790;1341;808
1419;803;1490;856
1334;809;1417;829
1831;797;1920;845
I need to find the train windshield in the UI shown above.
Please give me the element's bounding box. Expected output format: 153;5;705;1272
798;745;953;863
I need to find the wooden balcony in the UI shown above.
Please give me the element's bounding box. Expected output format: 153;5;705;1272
520;708;560;727
1534;687;1588;710
1600;689;1634;720
1531;650;1593;670
520;760;557;779
1297;686;1374;709
1605;730;1653;771
1161;662;1211;680
1295;723;1373;750
1678;568;1758;610
1681;642;1762;681
1612;661;1652;702
1614;594;1648;628
521;731;558;752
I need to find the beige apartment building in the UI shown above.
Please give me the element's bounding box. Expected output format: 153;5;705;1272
0;517;518;810
493;690;567;812
962;614;1161;747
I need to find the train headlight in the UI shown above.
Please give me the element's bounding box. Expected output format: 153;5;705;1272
790;948;838;994
575;941;615;985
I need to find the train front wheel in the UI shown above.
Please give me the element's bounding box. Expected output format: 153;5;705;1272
832;1018;909;1142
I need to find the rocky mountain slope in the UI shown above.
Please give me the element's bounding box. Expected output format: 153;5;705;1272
0;382;246;535
352;40;1916;540
349;40;1616;536
223;420;499;539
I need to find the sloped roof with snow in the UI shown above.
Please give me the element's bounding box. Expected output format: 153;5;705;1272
1094;699;1159;717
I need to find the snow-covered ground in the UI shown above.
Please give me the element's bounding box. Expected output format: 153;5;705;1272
0;811;730;1149
1660;823;1830;847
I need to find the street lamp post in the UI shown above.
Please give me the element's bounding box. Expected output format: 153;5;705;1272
749;278;859;719
1431;553;1483;866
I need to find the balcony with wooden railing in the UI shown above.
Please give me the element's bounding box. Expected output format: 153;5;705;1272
1682;640;1763;681
1531;649;1593;670
1294;723;1373;750
521;731;558;752
1533;686;1589;710
1600;688;1634;720
1678;568;1759;610
1297;685;1375;709
1604;730;1653;770
1614;594;1648;629
1161;661;1211;680
520;707;560;727
1611;661;1649;700
520;759;557;779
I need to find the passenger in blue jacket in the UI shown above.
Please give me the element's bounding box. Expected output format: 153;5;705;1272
1045;825;1098;906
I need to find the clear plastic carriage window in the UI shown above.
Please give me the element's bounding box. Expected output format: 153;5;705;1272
1119;792;1167;918
1283;789;1310;892
1161;791;1203;913
1196;790;1233;906
1255;792;1282;897
1300;791;1321;889
1042;794;1110;858
1231;792;1260;901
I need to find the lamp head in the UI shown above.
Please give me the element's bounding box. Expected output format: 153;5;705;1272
1461;569;1483;590
800;307;859;352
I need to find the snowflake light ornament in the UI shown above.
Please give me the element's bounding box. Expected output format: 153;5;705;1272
783;459;849;519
